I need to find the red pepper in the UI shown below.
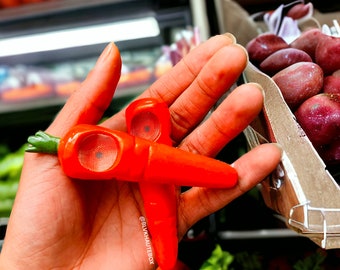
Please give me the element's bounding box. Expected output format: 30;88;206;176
125;98;178;269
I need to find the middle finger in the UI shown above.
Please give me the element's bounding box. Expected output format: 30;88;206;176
169;44;248;143
101;34;237;131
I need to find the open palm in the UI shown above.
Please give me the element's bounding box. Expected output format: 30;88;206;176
0;34;282;270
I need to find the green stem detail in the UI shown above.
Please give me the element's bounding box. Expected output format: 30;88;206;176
26;131;60;154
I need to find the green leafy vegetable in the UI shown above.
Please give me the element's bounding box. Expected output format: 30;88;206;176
0;143;25;217
233;251;263;270
200;244;234;270
293;251;327;270
0;144;25;180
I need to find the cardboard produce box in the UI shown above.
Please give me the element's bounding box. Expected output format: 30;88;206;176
217;0;340;249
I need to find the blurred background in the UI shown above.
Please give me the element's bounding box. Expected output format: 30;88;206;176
0;1;339;269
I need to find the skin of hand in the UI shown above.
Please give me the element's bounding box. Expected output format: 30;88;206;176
0;33;282;270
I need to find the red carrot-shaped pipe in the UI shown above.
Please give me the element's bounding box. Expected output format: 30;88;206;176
125;98;178;269
26;121;238;268
27;124;238;188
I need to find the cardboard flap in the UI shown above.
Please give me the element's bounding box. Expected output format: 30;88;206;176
243;62;340;249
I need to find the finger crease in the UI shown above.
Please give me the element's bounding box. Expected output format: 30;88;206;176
195;75;220;103
170;108;194;141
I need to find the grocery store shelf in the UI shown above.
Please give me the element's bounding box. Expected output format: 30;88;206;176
0;0;148;23
0;83;147;128
0;17;160;62
0;0;191;65
0;16;160;57
0;96;67;114
218;228;302;240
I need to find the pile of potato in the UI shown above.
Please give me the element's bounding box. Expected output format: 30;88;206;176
246;28;340;166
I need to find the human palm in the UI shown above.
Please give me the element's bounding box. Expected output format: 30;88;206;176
0;34;282;270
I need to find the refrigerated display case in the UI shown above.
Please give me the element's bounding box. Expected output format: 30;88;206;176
0;0;192;148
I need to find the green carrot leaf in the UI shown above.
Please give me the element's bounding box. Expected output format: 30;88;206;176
26;131;60;154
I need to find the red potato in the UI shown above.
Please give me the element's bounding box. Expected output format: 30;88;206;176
272;62;324;110
318;140;340;165
246;33;289;65
286;3;312;20
295;93;340;147
323;75;340;95
315;35;340;75
289;28;324;61
259;47;312;76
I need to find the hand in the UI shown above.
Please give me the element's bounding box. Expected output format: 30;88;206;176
0;33;282;270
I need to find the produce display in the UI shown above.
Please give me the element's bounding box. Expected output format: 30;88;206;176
0;29;197;105
199;244;331;270
245;2;340;168
0;143;24;217
0;65;82;103
0;49;160;104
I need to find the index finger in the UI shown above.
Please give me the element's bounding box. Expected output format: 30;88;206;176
101;33;237;131
46;43;122;137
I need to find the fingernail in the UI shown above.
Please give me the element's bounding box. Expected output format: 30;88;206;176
273;143;283;157
96;42;114;65
234;43;249;62
223;32;236;44
249;82;265;99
